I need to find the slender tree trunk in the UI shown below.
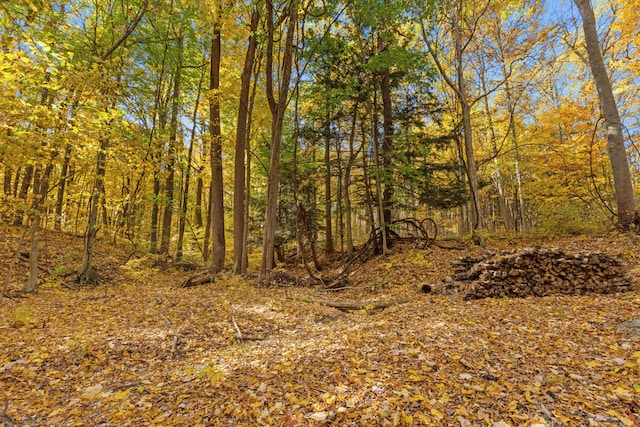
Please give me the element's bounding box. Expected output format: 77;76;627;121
370;83;389;254
574;0;636;228
361;120;376;238
203;184;212;262
195;176;204;228
14;165;34;226
161;34;184;255
210;15;226;272
24;211;40;293
241;51;262;274
177;63;205;261
233;10;259;274
453;12;481;230
78;140;107;283
379;36;394;229
324;114;335;255
479;61;512;231
344;105;359;259
3;165;11;196
259;0;297;283
150;174;160;253
55;145;72;230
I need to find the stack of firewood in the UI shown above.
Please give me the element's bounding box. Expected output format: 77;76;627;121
435;248;634;299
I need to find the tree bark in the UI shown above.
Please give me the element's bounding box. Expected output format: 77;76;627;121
177;61;205;261
210;16;225;272
55;145;72;230
13;165;34;226
379;36;394;229
160;33;184;255
259;0;297;283
573;0;636;228
78;140;107;283
324;113;335;255
233;10;259;274
195;176;204;228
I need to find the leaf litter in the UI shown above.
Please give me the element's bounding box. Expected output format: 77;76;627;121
1;229;639;426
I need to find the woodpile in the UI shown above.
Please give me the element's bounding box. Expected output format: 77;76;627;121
434;248;634;299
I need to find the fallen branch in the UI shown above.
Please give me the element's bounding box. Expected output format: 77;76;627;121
160;313;182;360
2;399;17;426
181;271;216;288
286;296;408;311
231;304;266;342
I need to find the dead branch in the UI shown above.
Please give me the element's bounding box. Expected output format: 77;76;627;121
2;399;17;426
160;313;182;360
181;271;216;288
286;296;408;311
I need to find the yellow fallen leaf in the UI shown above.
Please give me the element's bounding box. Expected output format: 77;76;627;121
430;408;444;419
80;384;103;401
111;389;130;401
308;412;328;422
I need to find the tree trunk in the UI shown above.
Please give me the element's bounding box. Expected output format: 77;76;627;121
210;16;226;272
150;174;160;253
573;0;636;228
259;0;297;283
23;211;40;293
344;105;359;259
161;34;184;255
13;165;34;226
78;140;107;283
324;114;335;255
453;7;481;230
177;62;205;261
195;176;204;228
55;145;72;230
479;59;513;231
379;36;394;228
3;166;12;196
233;10;259;274
241;50;262;274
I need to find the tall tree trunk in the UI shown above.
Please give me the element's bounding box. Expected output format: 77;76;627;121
195;175;204;228
453;9;480;230
55;145;72;230
14;165;34;226
479;59;513;231
150;174;160;253
78;140;107;283
161;34;184;255
344;105;359;259
324;114;335;255
176;62;205;261
3;166;12;196
203;184;212;262
573;0;636;228
259;0;297;283
233;10;259;274
379;36;394;229
241;51;262;274
361;120;376;238
210;17;225;272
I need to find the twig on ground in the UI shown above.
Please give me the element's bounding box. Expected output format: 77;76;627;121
231;314;243;342
160;313;182;360
286;296;409;311
2;399;17;426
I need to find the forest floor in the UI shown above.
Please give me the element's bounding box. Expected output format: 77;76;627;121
1;225;640;427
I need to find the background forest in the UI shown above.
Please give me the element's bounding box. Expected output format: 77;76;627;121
1;0;639;286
